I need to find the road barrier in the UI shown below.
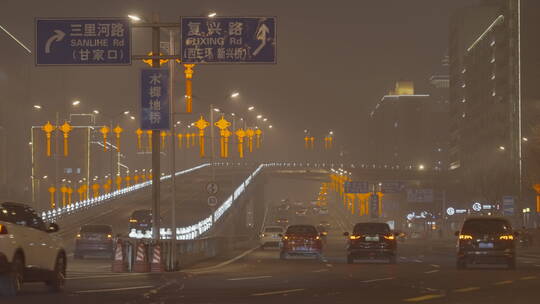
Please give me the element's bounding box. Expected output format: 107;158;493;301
133;241;150;272
151;243;165;272
111;239;128;273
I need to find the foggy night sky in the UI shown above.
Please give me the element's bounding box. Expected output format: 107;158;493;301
1;0;473;159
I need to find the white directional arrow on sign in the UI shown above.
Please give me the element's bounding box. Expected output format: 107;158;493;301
253;23;270;56
45;30;65;54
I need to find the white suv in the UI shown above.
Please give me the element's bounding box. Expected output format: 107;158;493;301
0;202;66;296
260;226;284;249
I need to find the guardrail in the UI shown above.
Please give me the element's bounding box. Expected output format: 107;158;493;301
128;164;265;240
41;163;210;221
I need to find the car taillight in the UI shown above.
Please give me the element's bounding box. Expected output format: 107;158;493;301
129;219;138;223
315;236;320;240
76;233;81;239
384;235;395;240
107;234;113;239
459;234;473;240
0;224;7;235
349;235;361;240
499;235;514;240
283;235;289;240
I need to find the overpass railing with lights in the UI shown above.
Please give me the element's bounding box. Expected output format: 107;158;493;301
128;163;266;240
41;163;211;221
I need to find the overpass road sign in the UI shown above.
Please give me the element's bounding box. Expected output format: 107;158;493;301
180;17;276;63
35;18;131;65
344;181;369;194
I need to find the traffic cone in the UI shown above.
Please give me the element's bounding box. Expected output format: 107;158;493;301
150;243;165;272
133;241;150;272
111;239;127;272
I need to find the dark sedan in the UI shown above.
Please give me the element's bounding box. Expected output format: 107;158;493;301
74;224;114;259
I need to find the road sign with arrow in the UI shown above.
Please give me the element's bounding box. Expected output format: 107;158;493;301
180;17;276;64
35;18;131;65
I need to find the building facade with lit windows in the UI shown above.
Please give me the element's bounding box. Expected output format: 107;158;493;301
448;0;540;224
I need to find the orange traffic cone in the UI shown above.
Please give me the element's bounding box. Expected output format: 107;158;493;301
111;239;127;272
133;241;150;272
151;243;165;272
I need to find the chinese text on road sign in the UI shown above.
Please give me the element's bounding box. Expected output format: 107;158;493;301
141;69;170;130
344;181;369;194
180;17;276;63
36;18;131;65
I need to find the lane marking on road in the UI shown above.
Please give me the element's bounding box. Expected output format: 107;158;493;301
227;275;272;281
360;277;395;283
252;288;305;296
326;263;333;267
313;268;329;273
430;264;440;268
424;270;439;274
519;276;537;280
403;294;445;302
75;285;155;294
66;273;145;280
453;287;481;293
535;264;540;267
493;280;513;286
413;259;423;263
187;246;259;274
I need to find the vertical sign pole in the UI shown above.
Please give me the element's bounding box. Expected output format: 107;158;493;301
151;13;161;242
169;29;177;270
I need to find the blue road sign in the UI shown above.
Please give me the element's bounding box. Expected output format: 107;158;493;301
370;194;379;219
180;17;276;63
344;181;369;194
380;181;404;193
141;68;170;130
502;196;514;216
36;18;131;65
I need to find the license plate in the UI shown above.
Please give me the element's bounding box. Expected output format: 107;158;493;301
479;242;494;249
294;246;308;251
140;224;148;227
365;236;379;242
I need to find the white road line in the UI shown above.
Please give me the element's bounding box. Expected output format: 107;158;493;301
75;285;154;294
227;276;272;281
252;288;305;296
413;259;423;263
424;270;439;274
312;269;329;273
430;264;440;268
360;277;395;283
187;246;259;274
325;263;334;267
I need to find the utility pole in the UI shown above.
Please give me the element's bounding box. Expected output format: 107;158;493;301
168;29;177;270
151;13;161;241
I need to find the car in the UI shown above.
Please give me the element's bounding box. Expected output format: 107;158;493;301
129;209;153;232
74;224;114;259
277;203;290;212
0;202;66;296
455;217;517;269
280;224;323;260
295;208;308;216
319;220;331;228
344;222;397;264
259;226;284;249
275;217;289;226
318;208;329;215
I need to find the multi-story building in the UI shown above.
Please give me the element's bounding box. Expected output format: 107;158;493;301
448;0;540;221
369;81;447;170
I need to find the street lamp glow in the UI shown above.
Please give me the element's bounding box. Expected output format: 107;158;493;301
231;92;240;98
499;146;506;151
418;164;425;170
128;15;142;22
213;108;220;112
231;113;236;116
130;116;136;120
329;131;334;135
256;114;262;119
43;175;48;179
123;110;130;115
522;137;529;142
208;12;217;18
269;125;273;129
248;106;255;111
72;100;81;106
263;118;268;122
93;110;99;114
33;105;42;110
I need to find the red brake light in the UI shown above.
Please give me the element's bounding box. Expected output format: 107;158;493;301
0;224;7;234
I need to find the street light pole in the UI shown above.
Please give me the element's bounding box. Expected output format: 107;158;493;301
151;13;161;241
168;28;178;270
